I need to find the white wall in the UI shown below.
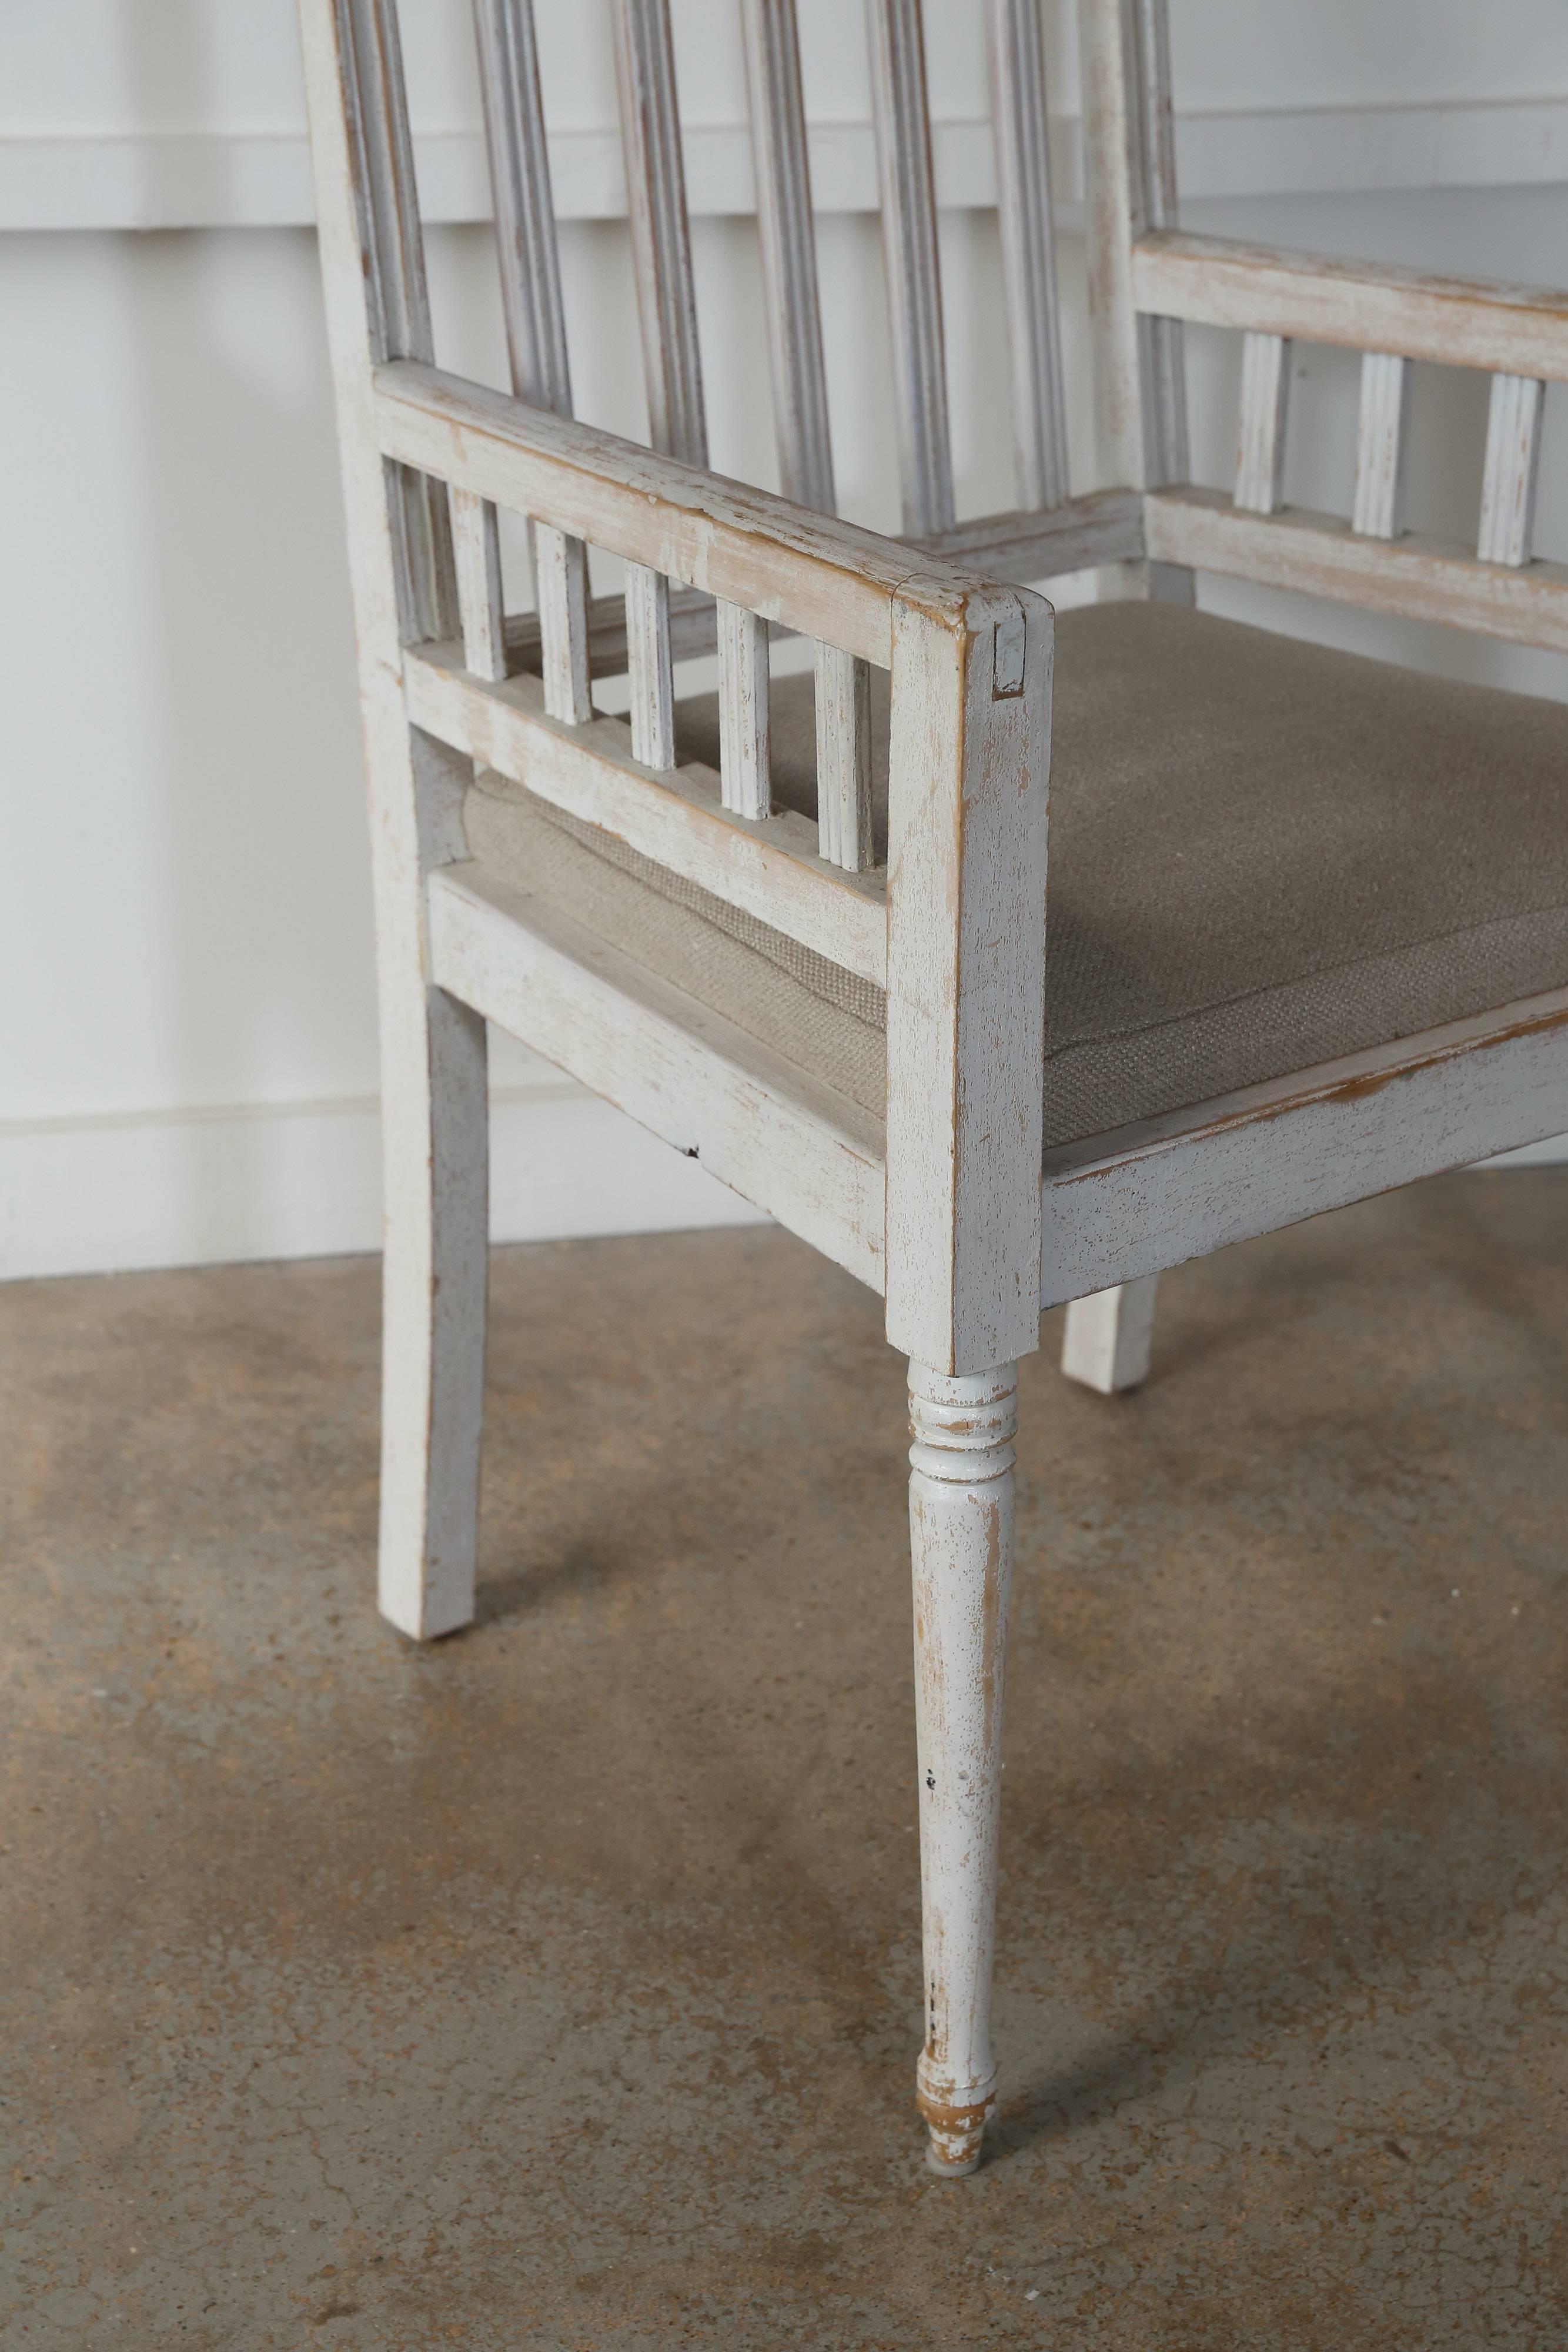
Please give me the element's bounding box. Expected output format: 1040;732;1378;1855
2;2;1566;1279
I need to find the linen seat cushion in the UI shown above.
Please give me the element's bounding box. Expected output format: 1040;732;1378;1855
462;600;1568;1153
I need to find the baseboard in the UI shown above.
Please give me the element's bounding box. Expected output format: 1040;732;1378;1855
0;1083;765;1284
0;1086;1557;1285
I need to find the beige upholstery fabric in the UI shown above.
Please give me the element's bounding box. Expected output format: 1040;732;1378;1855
464;600;1568;1152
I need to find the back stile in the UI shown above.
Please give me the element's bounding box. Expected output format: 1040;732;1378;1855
1131;0;1187;486
1477;372;1546;567
298;0;488;1638
741;0;872;868
987;0;1069;512
337;0;457;640
865;0;955;539
1079;0;1191;597
472;0;590;721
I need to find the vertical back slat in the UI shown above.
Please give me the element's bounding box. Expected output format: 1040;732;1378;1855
614;0;703;779
450;485;507;681
865;0;955;539
471;0;571;416
1233;329;1290;515
472;0;591;719
614;0;709;467
741;0;835;513
1477;372;1545;568
987;0;1070;511
717;602;772;820
741;0;874;871
1352;350;1411;540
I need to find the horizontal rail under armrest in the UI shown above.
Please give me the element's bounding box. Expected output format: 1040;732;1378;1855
406;640;887;986
374;360;980;666
1132;230;1568;380
1144;485;1568;652
1042;987;1568;1307
428;860;886;1292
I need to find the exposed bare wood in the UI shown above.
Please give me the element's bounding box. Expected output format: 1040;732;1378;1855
429;860;886;1289
1061;1277;1159;1392
1132;229;1568;380
403;639;888;985
740;0;835;514
1233;329;1290;515
885;581;1052;1377
907;1359;1017;2175
374;359;984;668
613;0;707;467
865;0;954;537
1144;484;1568;651
299;0;484;1642
1477;372;1546;568
1352;352;1410;540
450;485;507;681
1041;990;1568;1308
987;0;1069;510
624;562;676;769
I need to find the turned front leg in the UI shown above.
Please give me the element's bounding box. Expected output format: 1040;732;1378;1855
907;1361;1017;2176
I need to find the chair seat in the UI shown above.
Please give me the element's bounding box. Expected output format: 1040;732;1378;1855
462;600;1568;1153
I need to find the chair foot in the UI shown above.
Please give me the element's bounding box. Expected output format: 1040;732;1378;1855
1061;1275;1159;1394
907;1360;1017;2181
918;2059;995;2175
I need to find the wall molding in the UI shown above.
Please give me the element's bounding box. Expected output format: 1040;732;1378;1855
5;99;1567;233
0;1083;763;1282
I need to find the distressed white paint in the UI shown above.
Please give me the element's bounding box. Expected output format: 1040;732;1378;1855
1061;1276;1159;1392
1352;350;1412;539
450;484;506;682
624;561;676;770
1477;372;1546;568
908;1359;1017;2175
1233;329;1290;515
716;600;772;821
813;642;875;873
299;0;487;1643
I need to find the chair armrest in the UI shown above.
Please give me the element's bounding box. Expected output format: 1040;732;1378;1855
373;358;986;667
1131;229;1568;380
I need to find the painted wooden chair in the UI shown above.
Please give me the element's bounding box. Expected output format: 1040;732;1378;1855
299;0;1568;2173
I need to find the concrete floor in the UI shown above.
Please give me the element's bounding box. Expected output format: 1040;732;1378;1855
4;1177;1568;2349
